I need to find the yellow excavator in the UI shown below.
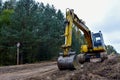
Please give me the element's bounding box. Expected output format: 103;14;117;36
57;9;107;70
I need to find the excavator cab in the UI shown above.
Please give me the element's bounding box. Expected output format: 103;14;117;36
91;31;106;52
92;31;105;47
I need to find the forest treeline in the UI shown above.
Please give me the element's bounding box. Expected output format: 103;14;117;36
0;0;118;66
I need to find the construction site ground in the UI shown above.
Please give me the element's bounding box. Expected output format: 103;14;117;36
0;54;120;80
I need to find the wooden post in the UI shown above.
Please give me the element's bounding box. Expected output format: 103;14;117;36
17;42;20;65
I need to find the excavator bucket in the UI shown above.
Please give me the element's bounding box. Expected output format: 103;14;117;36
57;53;80;70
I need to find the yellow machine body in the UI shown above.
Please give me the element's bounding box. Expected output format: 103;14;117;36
57;9;107;70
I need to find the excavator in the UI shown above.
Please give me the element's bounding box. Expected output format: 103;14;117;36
57;9;107;70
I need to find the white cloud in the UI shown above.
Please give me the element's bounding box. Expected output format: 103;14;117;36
104;31;120;44
36;0;120;53
104;31;120;52
36;0;114;25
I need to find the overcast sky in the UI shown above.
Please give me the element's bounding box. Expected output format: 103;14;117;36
35;0;120;53
3;0;120;53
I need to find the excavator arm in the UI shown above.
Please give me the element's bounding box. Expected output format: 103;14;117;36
62;9;93;54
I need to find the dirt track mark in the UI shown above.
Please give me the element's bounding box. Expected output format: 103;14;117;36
0;62;57;80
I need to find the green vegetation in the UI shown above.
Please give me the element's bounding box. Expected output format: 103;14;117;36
0;0;64;66
0;0;118;66
105;45;118;54
72;27;85;54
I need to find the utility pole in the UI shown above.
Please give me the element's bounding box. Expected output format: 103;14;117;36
17;42;20;65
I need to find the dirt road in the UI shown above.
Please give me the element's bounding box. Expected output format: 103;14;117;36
0;62;57;80
0;55;120;80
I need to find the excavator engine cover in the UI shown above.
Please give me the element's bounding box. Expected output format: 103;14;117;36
57;52;79;70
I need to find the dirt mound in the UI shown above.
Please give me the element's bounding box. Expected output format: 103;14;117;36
40;55;120;80
70;55;120;80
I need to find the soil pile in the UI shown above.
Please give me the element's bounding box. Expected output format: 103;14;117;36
40;55;120;80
